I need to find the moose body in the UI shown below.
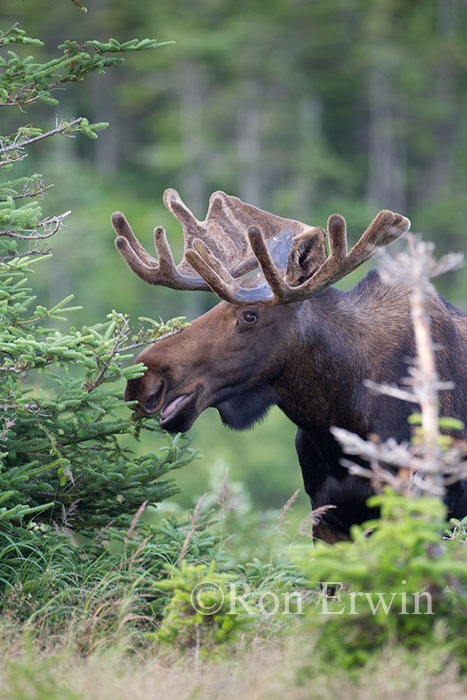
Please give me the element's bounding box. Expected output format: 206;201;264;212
113;190;467;543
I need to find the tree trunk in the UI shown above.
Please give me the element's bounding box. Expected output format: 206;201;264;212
366;59;407;213
179;61;205;219
93;69;119;176
237;87;261;206
179;61;206;317
366;2;407;213
418;0;458;202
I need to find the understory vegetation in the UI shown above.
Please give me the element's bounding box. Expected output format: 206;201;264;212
0;14;466;700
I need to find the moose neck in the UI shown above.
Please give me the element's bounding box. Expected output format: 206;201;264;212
272;281;402;439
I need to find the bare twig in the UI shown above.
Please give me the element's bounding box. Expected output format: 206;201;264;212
177;494;214;564
0;118;83;156
333;234;466;498
0;211;71;240
124;500;148;546
85;317;130;392
277;488;300;533
7;183;54;200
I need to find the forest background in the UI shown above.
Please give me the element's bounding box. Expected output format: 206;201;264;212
2;0;467;519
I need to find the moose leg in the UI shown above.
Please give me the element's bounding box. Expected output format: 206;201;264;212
312;522;350;544
295;428;351;543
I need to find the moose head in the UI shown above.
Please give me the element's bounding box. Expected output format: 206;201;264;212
111;191;409;435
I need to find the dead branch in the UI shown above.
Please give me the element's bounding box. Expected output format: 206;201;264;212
333;234;466;498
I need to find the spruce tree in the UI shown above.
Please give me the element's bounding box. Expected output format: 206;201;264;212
0;23;206;617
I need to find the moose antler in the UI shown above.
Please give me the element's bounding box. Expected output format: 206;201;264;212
111;189;312;291
185;209;411;305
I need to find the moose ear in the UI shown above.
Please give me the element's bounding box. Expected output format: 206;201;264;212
285;227;327;286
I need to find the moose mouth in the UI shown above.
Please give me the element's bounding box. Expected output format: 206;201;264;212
161;394;190;420
159;393;197;432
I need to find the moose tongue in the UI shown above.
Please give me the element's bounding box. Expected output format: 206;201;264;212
161;395;188;420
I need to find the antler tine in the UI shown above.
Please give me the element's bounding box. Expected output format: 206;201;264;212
327;214;348;261
280;209;411;304
112;211;161;285
111;210;210;290
185;247;240;304
287;213;350;295
112;211;158;268
247;226;290;301
191;239;236;286
152;225;207;289
163;188;204;244
346;210;410;263
185;242;271;304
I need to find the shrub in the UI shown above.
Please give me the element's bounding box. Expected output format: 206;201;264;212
292;491;467;672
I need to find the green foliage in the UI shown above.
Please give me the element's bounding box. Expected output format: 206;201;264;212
138;315;191;341
408;413;465;432
3;513;219;651
152;561;251;656
0;25;166;108
0;22;213;639
0;233;201;592
407;412;465;451
0;23;170;262
445;515;467;544
291;490;467;672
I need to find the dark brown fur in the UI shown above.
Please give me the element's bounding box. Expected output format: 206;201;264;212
125;271;467;542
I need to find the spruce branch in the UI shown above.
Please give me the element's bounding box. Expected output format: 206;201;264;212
0;26;169;108
0;210;71;240
85;315;130;393
0;118;83;155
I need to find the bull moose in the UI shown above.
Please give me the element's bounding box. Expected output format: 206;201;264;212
112;190;467;543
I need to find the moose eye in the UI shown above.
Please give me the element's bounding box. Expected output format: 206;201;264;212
241;310;258;325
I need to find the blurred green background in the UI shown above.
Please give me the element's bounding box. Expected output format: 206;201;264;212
2;0;467;516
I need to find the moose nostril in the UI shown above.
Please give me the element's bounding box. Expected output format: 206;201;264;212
142;380;164;413
124;378;138;403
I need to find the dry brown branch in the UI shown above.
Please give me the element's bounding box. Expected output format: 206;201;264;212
124;501;148;546
0;211;71;240
333;234;466;498
277;488;300;533
298;504;337;538
177;494;211;564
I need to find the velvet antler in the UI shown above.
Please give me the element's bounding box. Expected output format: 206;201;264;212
185;209;411;305
111;189;312;291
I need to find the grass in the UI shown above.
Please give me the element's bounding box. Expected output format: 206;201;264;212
0;634;466;700
0;488;465;699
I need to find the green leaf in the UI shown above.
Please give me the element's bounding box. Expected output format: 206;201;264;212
438;416;465;431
